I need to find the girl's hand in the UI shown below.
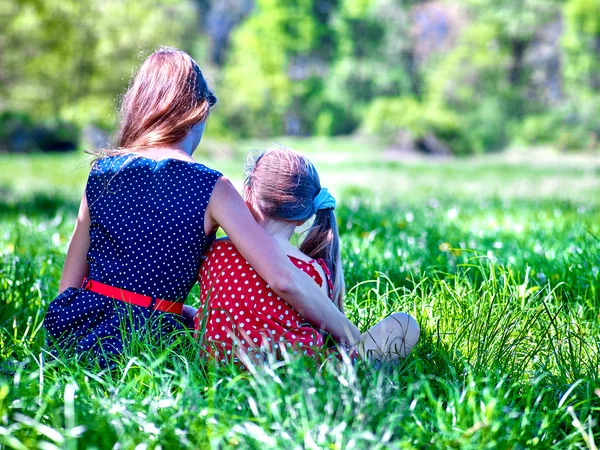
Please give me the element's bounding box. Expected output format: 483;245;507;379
58;194;91;294
205;177;360;345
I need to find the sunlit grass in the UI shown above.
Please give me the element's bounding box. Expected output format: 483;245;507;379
1;139;599;448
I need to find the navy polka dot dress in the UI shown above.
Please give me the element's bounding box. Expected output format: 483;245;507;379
43;154;222;364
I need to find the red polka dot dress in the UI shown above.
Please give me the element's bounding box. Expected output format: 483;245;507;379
195;240;334;365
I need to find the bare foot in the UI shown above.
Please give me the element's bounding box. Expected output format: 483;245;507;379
356;312;420;361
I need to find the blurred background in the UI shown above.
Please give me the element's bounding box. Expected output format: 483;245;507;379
2;0;600;157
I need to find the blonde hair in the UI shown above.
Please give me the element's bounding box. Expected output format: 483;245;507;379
244;147;345;313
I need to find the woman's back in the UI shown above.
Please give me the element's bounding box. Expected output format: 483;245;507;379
86;155;221;300
44;154;221;361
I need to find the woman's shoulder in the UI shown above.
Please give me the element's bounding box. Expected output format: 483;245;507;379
178;160;222;178
89;154;129;172
88;155;222;194
91;154;221;176
88;153;149;178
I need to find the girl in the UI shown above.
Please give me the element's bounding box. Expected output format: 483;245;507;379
43;47;358;366
195;147;420;366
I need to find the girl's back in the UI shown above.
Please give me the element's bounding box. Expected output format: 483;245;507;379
197;239;329;364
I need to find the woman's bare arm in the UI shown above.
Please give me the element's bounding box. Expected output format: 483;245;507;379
58;195;91;294
205;177;360;345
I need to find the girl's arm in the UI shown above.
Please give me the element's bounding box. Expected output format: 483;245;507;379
58;195;91;294
205;177;360;345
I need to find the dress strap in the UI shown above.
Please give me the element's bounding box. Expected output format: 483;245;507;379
311;259;334;300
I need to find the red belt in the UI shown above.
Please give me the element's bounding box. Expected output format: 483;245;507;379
82;279;183;315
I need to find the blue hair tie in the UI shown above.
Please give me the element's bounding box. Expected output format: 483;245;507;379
313;188;336;212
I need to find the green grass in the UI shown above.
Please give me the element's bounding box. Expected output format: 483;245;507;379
1;139;599;449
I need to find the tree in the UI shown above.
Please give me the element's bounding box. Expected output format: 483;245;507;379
563;0;600;92
220;0;326;136
220;0;423;137
418;0;565;151
320;0;417;135
560;0;600;148
0;0;199;128
193;0;253;66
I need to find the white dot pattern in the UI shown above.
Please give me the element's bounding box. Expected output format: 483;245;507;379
195;240;335;366
44;154;222;361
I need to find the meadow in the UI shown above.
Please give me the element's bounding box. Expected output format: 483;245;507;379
1;138;599;449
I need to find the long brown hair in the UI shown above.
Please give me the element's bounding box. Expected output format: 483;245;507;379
97;47;215;156
244;147;345;313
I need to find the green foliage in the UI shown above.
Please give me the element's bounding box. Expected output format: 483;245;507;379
563;0;600;88
320;0;416;135
362;98;472;154
423;22;513;153
466;0;561;43
0;0;200;130
220;0;417;138
559;0;600;150
0;112;80;153
513;114;563;146
3;0;600;153
219;0;324;137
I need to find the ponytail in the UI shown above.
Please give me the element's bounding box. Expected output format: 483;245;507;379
299;209;345;313
245;146;346;313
